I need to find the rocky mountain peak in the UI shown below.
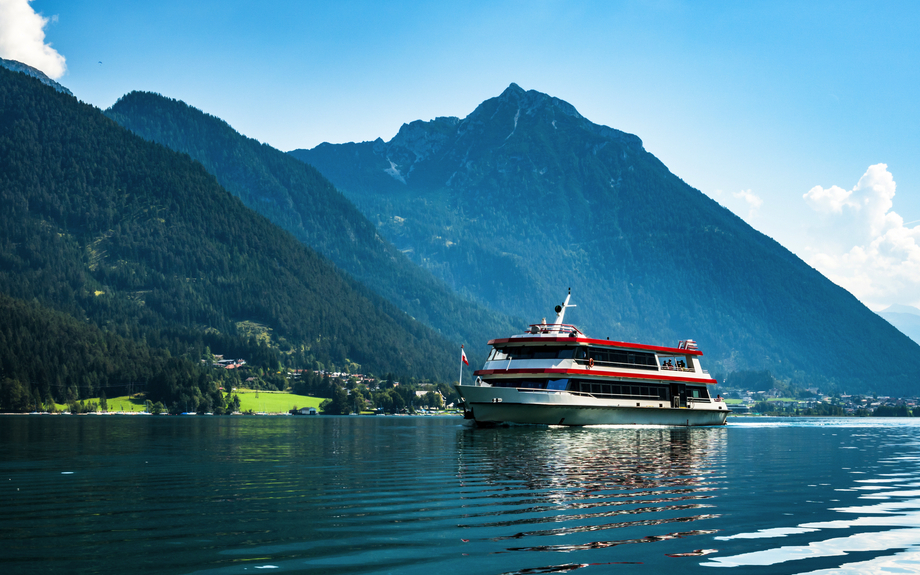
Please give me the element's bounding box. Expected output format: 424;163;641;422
459;83;641;150
388;116;460;161
360;84;645;188
500;82;526;97
487;82;584;120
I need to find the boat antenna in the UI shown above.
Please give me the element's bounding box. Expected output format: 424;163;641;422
554;288;576;325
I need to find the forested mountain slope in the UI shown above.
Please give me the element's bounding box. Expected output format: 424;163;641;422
291;83;920;396
105;92;520;359
0;291;200;410
0;66;457;407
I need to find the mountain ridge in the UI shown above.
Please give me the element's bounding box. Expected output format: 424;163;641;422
105;91;521;363
290;83;920;396
0;57;72;95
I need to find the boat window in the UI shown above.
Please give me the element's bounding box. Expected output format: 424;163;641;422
490;348;509;361
481;378;570;390
546;379;568;390
586;347;658;370
557;348;576;359
570;380;669;399
533;350;560;359
501;347;578;360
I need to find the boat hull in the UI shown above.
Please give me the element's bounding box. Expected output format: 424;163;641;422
456;385;728;426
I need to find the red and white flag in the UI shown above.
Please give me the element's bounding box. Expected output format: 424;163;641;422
461;345;469;365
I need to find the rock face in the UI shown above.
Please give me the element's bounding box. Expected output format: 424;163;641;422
291;83;920;395
0;57;72;95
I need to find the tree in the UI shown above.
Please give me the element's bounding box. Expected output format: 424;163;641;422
425;391;444;410
0;378;29;412
388;389;406;413
320;385;349;415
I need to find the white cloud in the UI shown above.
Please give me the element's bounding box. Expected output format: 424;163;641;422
733;188;763;219
803;184;853;214
0;0;66;79
802;164;920;308
711;188;763;222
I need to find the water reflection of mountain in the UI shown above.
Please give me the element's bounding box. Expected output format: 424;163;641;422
456;426;727;557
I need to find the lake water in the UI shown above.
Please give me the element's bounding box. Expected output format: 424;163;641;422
3;416;920;574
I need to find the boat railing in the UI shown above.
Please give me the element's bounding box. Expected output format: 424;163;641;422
658;365;696;373
577;358;660;372
528;323;582;336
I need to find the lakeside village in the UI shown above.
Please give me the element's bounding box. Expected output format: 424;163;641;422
4;353;461;416
724;390;918;417
4;352;920;417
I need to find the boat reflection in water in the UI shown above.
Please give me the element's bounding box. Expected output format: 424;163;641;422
454;425;728;570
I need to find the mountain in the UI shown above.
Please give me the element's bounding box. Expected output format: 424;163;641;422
878;305;920;345
0;57;72;95
0;66;458;408
290;83;920;396
104;91;520;361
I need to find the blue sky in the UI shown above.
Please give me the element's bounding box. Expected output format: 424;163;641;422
4;0;920;310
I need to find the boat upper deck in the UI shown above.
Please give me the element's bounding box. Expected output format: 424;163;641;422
489;326;705;357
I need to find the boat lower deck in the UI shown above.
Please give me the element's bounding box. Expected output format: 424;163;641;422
457;384;728;426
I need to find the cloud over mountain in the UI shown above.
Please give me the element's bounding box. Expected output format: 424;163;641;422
732;189;763;219
0;0;66;79
803;164;920;307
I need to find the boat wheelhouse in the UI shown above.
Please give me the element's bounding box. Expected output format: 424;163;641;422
456;291;728;426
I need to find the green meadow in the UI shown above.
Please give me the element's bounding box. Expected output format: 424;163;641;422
233;390;326;413
58;392;328;414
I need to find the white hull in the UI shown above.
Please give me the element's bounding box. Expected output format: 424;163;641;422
457;385;728;426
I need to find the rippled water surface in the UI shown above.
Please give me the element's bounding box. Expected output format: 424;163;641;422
3;416;920;574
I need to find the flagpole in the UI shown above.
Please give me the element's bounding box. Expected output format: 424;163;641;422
459;344;464;385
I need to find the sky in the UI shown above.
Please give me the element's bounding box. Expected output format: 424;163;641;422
3;0;920;311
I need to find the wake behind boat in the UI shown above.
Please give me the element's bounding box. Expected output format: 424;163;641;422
456;290;728;426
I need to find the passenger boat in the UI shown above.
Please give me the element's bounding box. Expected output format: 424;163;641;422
456;291;728;426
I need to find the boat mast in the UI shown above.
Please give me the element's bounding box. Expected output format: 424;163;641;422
554;288;576;325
